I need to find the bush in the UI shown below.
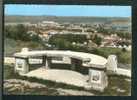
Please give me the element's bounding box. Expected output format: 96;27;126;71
95;47;131;64
4;38;45;56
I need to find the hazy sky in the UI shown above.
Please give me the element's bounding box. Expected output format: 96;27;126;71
5;5;131;17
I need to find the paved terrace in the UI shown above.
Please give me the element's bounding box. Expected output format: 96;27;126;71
14;50;107;69
21;68;88;87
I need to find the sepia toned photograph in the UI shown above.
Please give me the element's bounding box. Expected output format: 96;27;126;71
4;4;131;96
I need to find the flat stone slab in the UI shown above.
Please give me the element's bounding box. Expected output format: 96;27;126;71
21;68;88;87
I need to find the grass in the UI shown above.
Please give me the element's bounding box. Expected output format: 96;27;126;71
4;88;59;95
3;64;15;79
101;75;131;96
3;65;131;96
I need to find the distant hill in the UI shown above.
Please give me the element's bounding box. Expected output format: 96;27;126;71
5;15;131;24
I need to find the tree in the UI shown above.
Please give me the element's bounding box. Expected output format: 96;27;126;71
16;24;30;41
92;34;102;46
5;24;29;41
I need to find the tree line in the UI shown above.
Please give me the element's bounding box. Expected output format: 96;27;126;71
5;24;41;42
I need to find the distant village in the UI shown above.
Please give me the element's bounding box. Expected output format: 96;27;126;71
5;20;132;51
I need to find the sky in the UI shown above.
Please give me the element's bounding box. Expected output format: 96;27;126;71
5;5;131;17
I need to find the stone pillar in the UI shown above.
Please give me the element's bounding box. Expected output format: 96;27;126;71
107;55;117;72
71;58;76;71
88;68;108;92
45;58;49;69
43;56;51;69
15;57;29;74
42;56;46;67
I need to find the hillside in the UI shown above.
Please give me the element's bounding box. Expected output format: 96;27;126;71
5;15;131;24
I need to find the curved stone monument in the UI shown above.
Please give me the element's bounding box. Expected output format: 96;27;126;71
13;48;131;91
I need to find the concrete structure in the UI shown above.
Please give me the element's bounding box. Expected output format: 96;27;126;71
107;55;117;73
13;48;131;91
